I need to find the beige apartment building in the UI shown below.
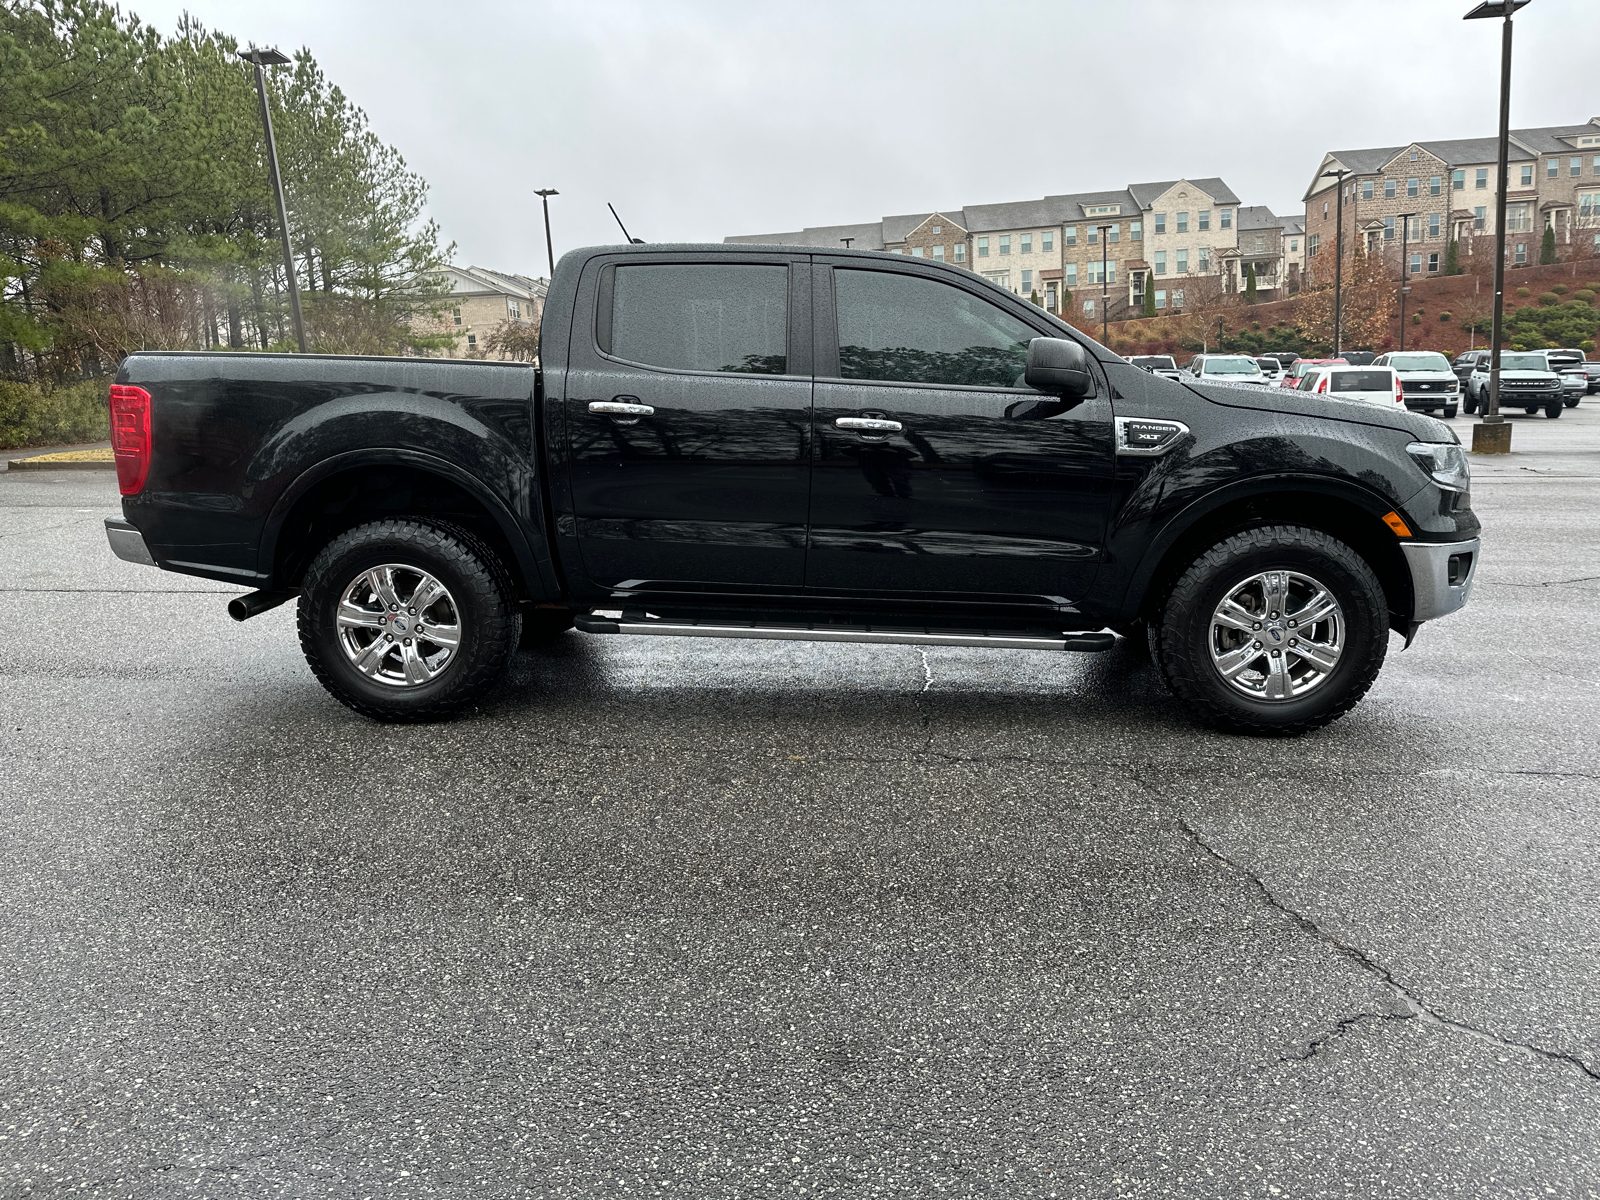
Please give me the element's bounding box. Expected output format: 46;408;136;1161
424;265;548;359
1303;116;1600;285
727;174;1299;322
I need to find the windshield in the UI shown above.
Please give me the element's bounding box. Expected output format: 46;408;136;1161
1205;358;1262;375
1389;353;1451;372
1499;353;1548;372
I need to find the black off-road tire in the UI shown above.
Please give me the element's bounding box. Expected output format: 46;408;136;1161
297;518;520;722
1462;390;1478;415
1544;400;1563;418
1149;525;1388;735
1443;403;1458;419
519;608;575;650
1564;397;1580;408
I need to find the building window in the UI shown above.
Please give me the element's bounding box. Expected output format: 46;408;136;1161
1065;226;1077;245
1409;150;1419;161
1130;221;1142;242
1407;177;1419;197
1111;224;1123;243
1406;217;1420;240
1154;250;1166;275
1581;191;1598;219
982;270;1009;289
1289;238;1299;252
1520;164;1533;186
1220;209;1232;229
1086;261;1116;285
1021;233;1032;254
889;249;903;254
999;235;1010;255
1176;212;1189;233
1154;290;1167;309
1176;249;1188;273
1065;262;1077;286
954;243;965;262
466;333;477;348
1254;234;1266;252
1154;213;1166;234
1476;168;1488;189
1087;226;1099;245
508;299;521;319
1323;202;1329;218
931;225;940;234
1573;157;1583;177
977;237;989;257
1384;216;1395;240
1308;234;1320;256
1198;247;1211;271
1507;201;1533;232
1429;213;1440;238
452;307;462;325
1021;269;1032;290
1045;283;1058;312
932;245;945;260
1514;242;1527;264
1198;210;1211;231
1384;179;1395;199
1474;206;1486;231
1409;253;1421;274
1362;180;1374;201
1452;170;1465;191
1083;299;1094;316
1041;231;1053;252
1594;157;1600;175
1428;252;1439;273
910;247;923;257
1430;176;1441;196
1172;289;1183;308
1549;158;1560;178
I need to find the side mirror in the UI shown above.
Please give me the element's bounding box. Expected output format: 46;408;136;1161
1024;337;1093;397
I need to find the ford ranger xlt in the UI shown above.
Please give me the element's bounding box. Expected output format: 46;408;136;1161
105;243;1480;733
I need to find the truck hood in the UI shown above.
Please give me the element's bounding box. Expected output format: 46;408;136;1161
1185;378;1450;439
1486;370;1560;381
1393;369;1456;382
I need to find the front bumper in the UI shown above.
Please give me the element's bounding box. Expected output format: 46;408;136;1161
105;518;157;567
1401;538;1479;622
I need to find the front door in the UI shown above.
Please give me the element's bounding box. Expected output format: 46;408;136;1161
561;255;813;593
806;261;1115;606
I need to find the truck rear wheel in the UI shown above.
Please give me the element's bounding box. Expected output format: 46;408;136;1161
297;518;520;722
1150;525;1388;735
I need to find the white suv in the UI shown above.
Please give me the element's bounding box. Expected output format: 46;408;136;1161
1187;354;1269;386
1373;351;1461;419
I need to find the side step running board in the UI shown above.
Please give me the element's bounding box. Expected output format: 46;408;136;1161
575;612;1116;653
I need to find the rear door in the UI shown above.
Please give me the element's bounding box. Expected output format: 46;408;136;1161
559;253;814;593
805;259;1114;605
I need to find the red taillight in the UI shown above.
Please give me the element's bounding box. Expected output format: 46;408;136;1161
1394;375;1405;404
109;384;151;496
1316;374;1329;393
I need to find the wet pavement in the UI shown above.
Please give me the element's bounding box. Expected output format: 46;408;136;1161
3;405;1598;1198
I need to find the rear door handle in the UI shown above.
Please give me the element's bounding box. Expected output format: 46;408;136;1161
589;400;654;416
835;417;902;433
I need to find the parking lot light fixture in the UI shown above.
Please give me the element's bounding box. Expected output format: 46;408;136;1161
1097;224;1112;344
1319;168;1351;356
1396;211;1418;351
1464;0;1532;453
534;189;559;280
238;46;306;354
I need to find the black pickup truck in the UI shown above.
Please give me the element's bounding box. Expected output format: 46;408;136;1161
105;243;1480;733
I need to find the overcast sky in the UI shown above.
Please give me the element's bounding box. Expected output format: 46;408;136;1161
129;0;1599;276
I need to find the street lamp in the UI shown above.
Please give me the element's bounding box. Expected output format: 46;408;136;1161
1319;167;1351;356
534;189;558;280
238;47;306;353
1097;224;1113;344
1396;211;1418;351
1464;0;1532;454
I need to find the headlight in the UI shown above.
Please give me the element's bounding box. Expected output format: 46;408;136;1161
1407;441;1470;493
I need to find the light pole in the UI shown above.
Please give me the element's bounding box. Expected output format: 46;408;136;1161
239;47;306;353
1464;0;1531;454
1097;224;1112;344
1319;167;1351;356
1396;211;1418;351
534;189;558;280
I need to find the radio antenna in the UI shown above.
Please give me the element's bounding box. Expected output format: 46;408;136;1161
608;203;644;244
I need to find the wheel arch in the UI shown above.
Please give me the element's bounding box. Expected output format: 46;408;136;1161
1123;477;1415;634
260;449;556;602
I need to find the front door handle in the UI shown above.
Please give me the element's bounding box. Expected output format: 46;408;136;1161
589;400;655;417
835;416;902;433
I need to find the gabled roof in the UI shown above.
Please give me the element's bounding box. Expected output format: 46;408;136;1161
1279;215;1304;236
724;221;887;250
441;265;547;299
1510;119;1600;153
1127;177;1241;208
1236;205;1282;231
883;210;967;243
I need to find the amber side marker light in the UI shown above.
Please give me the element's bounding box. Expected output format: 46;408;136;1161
1382;511;1413;538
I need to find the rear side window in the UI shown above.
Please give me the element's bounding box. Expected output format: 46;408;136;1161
607;264;788;374
1330;370;1392;392
833;268;1036;388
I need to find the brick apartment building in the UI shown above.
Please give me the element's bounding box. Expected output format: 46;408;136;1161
424;265;547;359
1303;116;1600;286
726;176;1301;321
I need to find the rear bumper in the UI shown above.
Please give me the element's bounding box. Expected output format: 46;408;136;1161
1401;538;1479;623
105;518;156;567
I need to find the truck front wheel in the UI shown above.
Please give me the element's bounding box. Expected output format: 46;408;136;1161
297;519;521;722
1150;525;1388;735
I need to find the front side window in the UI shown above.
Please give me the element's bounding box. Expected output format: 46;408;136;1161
1453;170;1465;190
1176;212;1189;233
608;263;788;375
1199;210;1211;231
833;269;1036;388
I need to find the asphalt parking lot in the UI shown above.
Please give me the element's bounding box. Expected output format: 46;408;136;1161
3;404;1599;1198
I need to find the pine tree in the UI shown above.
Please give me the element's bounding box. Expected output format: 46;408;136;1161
1029;289;1040;307
1143;281;1156;318
1445;239;1461;276
1540;225;1557;265
1244;263;1258;304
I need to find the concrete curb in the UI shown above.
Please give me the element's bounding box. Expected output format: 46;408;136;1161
6;458;115;471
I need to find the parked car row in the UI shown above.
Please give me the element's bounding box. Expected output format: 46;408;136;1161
1121;346;1592;420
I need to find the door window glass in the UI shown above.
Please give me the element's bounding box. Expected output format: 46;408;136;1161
609;264;788;374
833;269;1037;388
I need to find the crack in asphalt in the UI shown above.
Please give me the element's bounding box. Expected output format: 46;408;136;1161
1495;575;1600;588
1178;818;1600;1082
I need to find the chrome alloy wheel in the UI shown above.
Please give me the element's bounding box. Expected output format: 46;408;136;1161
1208;569;1344;701
335;564;462;687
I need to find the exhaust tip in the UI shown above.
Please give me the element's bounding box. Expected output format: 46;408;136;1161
229;590;293;622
